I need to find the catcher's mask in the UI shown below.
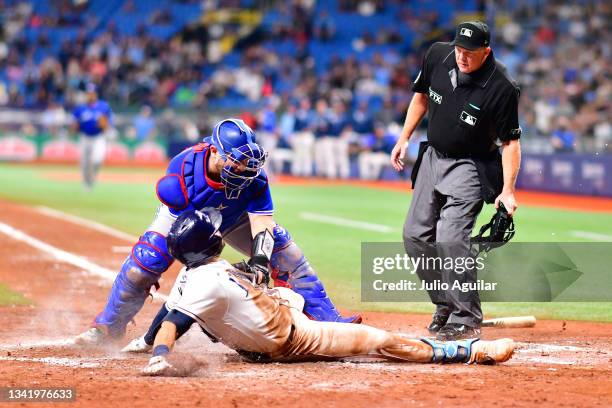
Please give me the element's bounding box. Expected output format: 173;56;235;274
166;208;225;268
471;202;515;255
205;119;267;199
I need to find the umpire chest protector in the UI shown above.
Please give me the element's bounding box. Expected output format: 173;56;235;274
412;42;521;201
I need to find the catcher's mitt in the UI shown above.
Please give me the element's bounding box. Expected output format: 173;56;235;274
230;260;270;287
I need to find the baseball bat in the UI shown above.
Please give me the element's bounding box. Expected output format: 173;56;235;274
482;316;536;328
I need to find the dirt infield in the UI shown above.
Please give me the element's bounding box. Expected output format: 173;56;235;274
0;200;611;407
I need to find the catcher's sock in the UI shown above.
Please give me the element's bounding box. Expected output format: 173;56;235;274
153;345;170;357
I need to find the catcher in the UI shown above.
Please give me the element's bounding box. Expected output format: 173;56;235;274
124;208;515;376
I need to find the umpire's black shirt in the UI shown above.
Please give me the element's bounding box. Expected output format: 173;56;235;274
412;42;521;158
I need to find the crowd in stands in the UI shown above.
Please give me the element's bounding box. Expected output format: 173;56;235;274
502;2;611;154
0;0;210;109
0;0;610;180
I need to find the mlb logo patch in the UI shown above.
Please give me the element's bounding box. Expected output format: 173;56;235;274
460;28;473;37
460;111;477;126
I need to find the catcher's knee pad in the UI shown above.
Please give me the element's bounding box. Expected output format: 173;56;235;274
132;231;173;276
270;225;348;322
421;338;476;363
95;232;173;337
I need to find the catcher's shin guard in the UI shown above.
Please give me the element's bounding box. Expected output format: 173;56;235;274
95;232;173;337
270;225;360;323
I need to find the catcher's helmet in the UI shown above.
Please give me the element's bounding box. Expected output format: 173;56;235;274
204;119;267;199
166;208;225;268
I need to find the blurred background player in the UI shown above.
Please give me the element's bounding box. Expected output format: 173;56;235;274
71;84;113;190
75;118;360;346
358;122;397;180
124;208;514;376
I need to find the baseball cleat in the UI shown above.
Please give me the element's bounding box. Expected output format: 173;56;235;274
468;338;515;364
73;327;106;346
436;323;481;340
121;336;152;353
342;314;363;324
142;355;179;376
427;313;449;335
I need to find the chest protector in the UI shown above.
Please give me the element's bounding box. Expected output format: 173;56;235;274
156;143;219;212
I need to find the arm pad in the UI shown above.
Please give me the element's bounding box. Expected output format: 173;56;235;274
249;229;274;285
251;229;274;265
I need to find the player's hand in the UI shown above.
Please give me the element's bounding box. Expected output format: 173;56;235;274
98;116;109;130
390;141;406;171
495;189;518;216
248;261;270;286
235;259;270;286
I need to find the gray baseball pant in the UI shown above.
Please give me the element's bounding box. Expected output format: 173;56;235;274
403;147;484;327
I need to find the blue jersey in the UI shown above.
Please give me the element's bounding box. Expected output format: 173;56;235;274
156;143;274;233
72;101;113;136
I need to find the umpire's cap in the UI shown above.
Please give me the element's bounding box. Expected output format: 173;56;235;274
166;208;225;268
452;21;490;50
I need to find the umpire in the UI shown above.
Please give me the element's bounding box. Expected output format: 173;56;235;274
390;21;521;340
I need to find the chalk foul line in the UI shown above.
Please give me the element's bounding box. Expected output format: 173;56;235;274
36;206;138;242
299;212;396;233
0;221;167;301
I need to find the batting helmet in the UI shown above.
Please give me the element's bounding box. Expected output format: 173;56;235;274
204;119;267;199
166;208;225;268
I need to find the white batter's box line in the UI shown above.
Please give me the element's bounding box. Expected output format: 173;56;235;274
569;230;612;242
299;212;397;233
0;221;167;303
0;355;104;368
0;338;77;350
35;206;138;242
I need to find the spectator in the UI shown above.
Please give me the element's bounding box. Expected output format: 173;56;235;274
313;10;336;42
133;105;156;141
551;117;577;153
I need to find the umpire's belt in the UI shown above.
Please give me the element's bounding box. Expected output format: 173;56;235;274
432;146;497;160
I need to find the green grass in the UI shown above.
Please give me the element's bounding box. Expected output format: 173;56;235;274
1;163;611;321
0;283;31;306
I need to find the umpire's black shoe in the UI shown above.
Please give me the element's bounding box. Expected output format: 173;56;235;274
436;323;481;341
427;314;449;335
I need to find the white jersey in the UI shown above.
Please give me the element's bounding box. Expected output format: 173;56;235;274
166;260;440;364
166;260;302;354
